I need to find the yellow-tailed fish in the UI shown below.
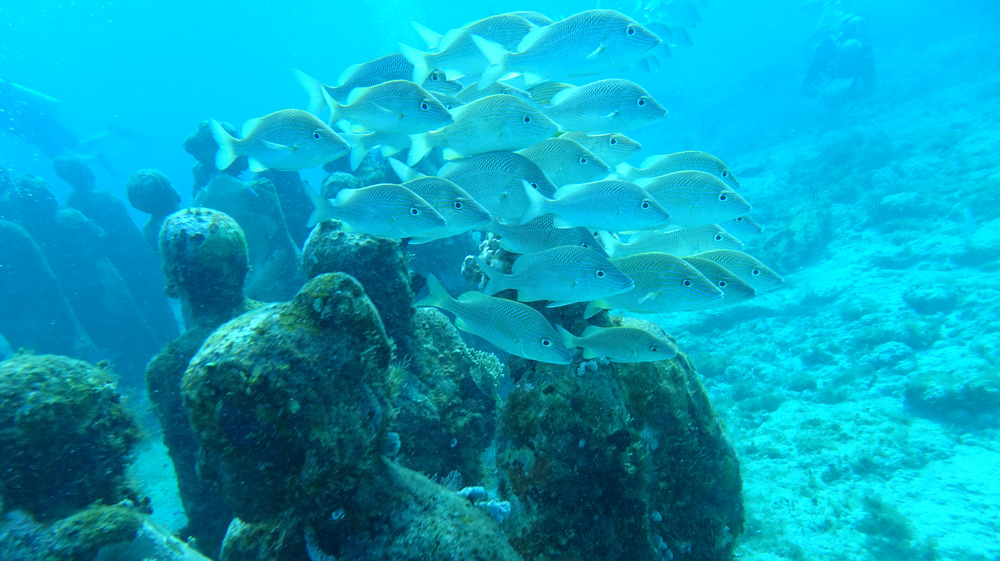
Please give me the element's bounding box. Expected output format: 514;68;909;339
584;252;723;318
304;183;444;238
541;79;668;133
617;150;740;189
688;249;784;292
416;274;573;364
439;151;557;222
487;215;602;256
298;54;460;106
682;256;758;308
431;91;465;111
517;138;610;186
477;245;633;307
560;131;642;168
407;94;557;165
323;80;453;135
401;176;492;243
641;170;751;227
728;215;763;238
210;110;349;172
521;179;671;232
475;10;662;87
598;224;744;258
401;14;539;83
556;325;677;363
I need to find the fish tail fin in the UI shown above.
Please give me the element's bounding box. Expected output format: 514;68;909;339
209;119;239;171
472;35;509;89
388;158;424;182
415;273;455;310
293;69;330;116
583;300;606;319
407;133;433;166
554;325;578;351
339;132;370;171
615;163;635;181
411;21;443;49
304;182;336;228
597;231;621;258
475;257;505;296
519;180;547;225
399;43;433;84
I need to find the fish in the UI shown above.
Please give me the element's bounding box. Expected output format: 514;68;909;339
617;150;740;189
340;131;412;170
687;250;784;292
584;252;724;318
641;170;751;227
516;137;610;186
416;274;573;364
487;215;602;256
559;131;642;168
401;14;539;82
455;81;532;104
304;182;445;238
598;224;744;258
210;110;350;172
510;11;554;26
521;179;671;232
681;256;757;308
540;79;668;133
322;80;453;135
475;10;662;87
302;54;461;105
431;91;465;110
400;176;492;243
556;325;677;363
407;94;557;165
438;151;557;222
727;215;763;238
477;245;634;307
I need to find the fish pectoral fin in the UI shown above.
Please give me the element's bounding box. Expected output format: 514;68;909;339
261;139;290;151
586;45;606;60
636;291;659;304
602;110;620;119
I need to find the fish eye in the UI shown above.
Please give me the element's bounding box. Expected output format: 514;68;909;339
721;170;729;177
682;279;692;287
410;207;421;216
312;131;321;140
735;216;744;222
609;137;618;146
640;200;650;209
714;234;723;241
579;156;588;164
637;97;646;107
596;269;605;278
627;25;636;36
541;338;552;347
530;182;539;190
420;101;429;110
523;115;531;123
752;268;761;276
649;345;658;352
719;280;728;288
581;241;591;248
431;73;440;81
718;193;728;201
453;200;463;210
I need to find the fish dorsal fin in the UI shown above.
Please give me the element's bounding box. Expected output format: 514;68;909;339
516;24;549;52
551;182;587;200
640;154;665;169
412;21;443;49
337;62;362;87
583;300;605;319
241;117;261;138
586;44;606;60
580;325;604;338
333;187;361;206
345;85;370;106
437;27;468;52
457;290;491;303
548;85;578;107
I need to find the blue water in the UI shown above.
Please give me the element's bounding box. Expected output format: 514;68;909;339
2;0;999;559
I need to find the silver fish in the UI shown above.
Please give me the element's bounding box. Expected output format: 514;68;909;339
682;256;757;308
641;171;751;227
541;79;668;133
727;215;763;238
487;215;602;256
402;14;539;82
327;80;453;135
557;325;677;363
687;250;784;292
305;183;445;238
407;94;557;165
522;179;671;232
416;274;573;364
584;252;723;318
455;81;532;104
478;245;634;307
617;150;740;189
476;10;662;87
559;131;642;168
517;137;610;186
439;151;557;222
401;176;492;243
300;54;460;105
210;110;349;172
598;224;744;258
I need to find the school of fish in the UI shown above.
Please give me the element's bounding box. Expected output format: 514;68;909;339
209;7;782;366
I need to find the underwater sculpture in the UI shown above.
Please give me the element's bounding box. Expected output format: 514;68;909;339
126;168;182;251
